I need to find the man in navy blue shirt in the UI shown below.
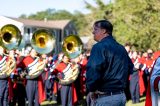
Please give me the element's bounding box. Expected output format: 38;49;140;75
86;19;134;106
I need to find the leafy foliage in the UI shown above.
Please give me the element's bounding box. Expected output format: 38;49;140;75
84;0;160;51
110;0;160;51
19;0;160;51
19;8;88;37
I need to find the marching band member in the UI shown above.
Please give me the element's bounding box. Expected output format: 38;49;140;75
54;54;78;106
0;46;8;106
44;54;58;103
130;51;140;103
138;52;148;95
79;53;88;98
124;43;133;58
18;48;46;106
0;46;13;106
124;43;133;101
145;56;160;106
10;49;26;106
73;53;88;105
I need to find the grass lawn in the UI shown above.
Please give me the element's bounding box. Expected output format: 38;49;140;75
126;96;145;106
41;96;146;106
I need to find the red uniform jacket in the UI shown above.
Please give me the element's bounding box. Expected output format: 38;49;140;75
0;55;13;101
20;56;46;103
153;50;160;60
138;57;146;96
55;61;78;105
145;58;157;106
80;58;88;97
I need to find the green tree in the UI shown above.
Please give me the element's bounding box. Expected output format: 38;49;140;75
71;11;88;36
19;9;88;36
83;0;113;36
19;14;27;19
27;9;74;20
18;0;160;51
84;0;160;51
110;0;160;51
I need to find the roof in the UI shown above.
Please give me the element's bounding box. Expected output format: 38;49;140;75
10;17;71;29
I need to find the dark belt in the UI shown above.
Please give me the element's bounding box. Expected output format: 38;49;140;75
96;91;124;98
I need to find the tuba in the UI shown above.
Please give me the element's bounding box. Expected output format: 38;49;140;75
0;24;21;79
25;57;46;79
58;63;80;85
31;29;55;54
25;29;55;79
0;55;16;79
0;24;22;50
62;35;83;59
58;35;83;85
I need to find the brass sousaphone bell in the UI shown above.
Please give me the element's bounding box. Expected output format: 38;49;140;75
0;24;22;50
31;29;55;54
58;35;83;85
62;35;83;59
25;29;55;79
0;24;21;78
0;24;55;79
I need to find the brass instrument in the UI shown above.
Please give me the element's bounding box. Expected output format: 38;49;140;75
0;24;22;50
0;56;16;79
58;35;83;85
25;58;46;79
26;29;55;79
0;24;21;78
0;24;83;81
58;63;80;85
31;29;55;54
62;35;83;59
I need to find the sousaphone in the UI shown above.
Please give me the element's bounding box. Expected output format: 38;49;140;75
0;55;16;79
0;24;22;50
25;29;55;79
0;24;21;78
58;35;83;85
62;35;83;59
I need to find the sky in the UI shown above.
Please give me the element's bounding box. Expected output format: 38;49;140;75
0;0;110;18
